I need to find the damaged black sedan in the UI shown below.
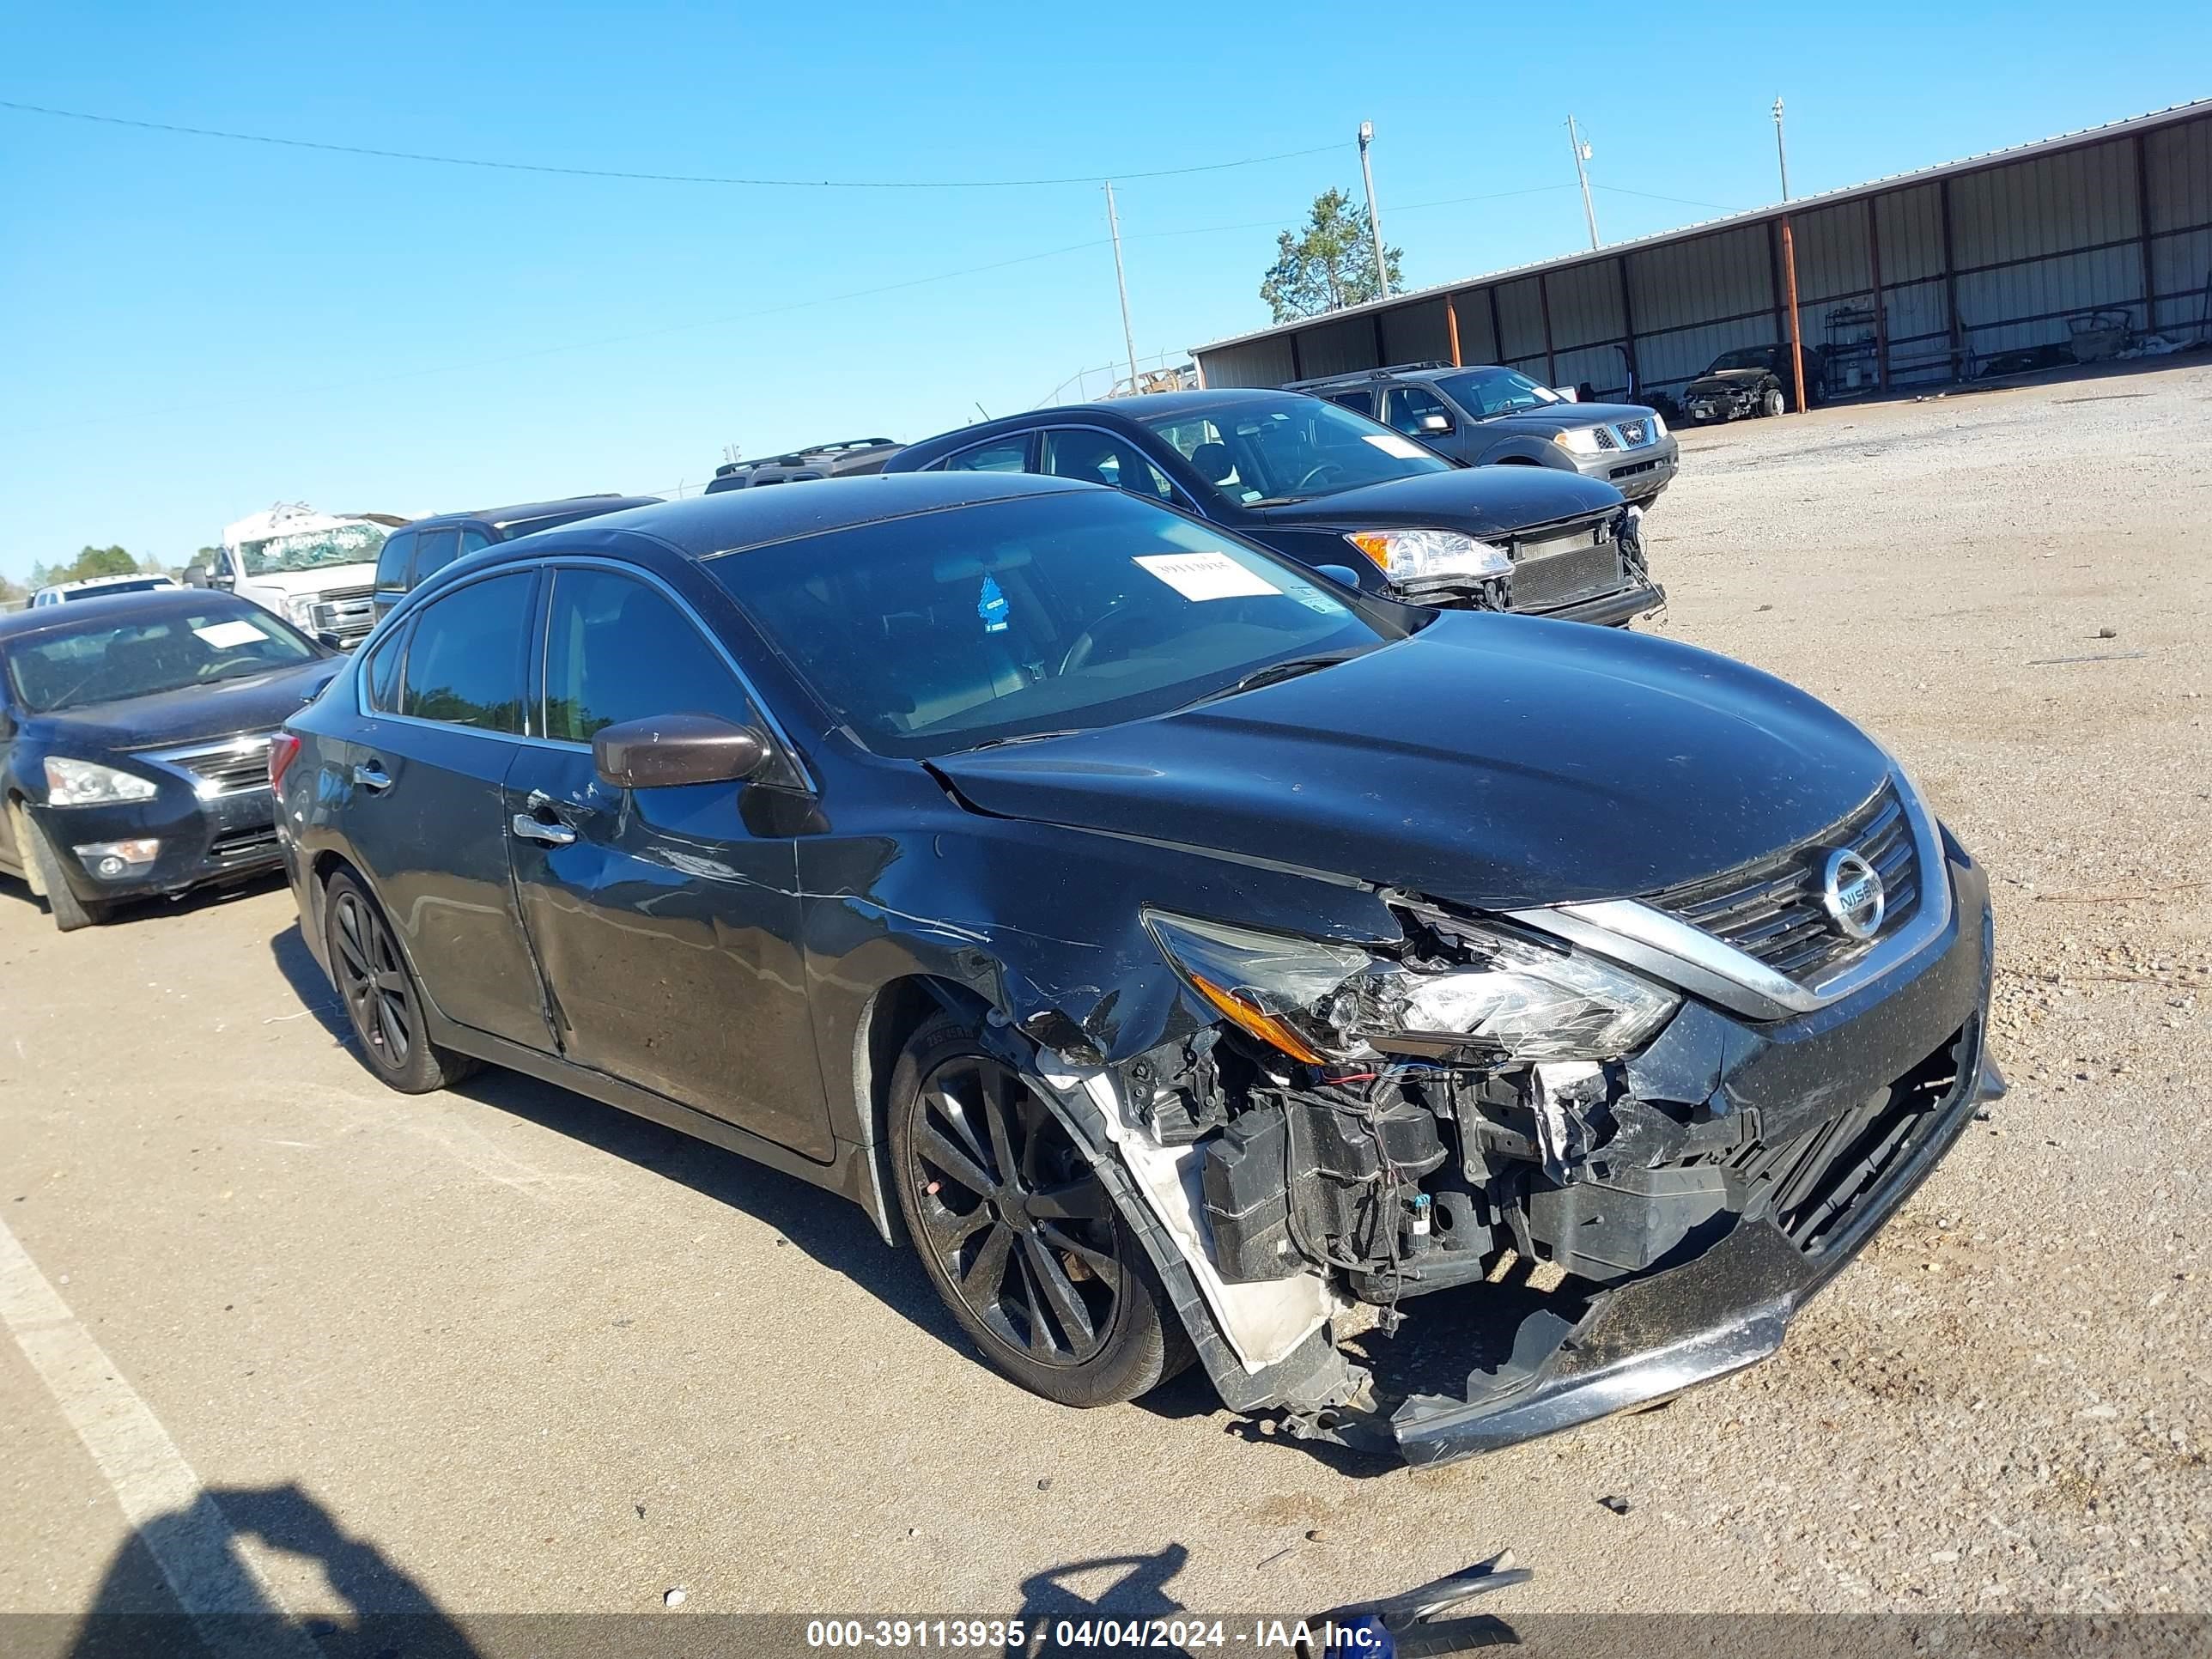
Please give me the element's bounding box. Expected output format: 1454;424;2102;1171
276;473;2000;1465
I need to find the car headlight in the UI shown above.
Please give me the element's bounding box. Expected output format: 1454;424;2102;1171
44;757;160;805
1553;427;1604;457
1343;528;1511;585
283;595;318;629
1146;910;1678;1066
1649;411;1668;437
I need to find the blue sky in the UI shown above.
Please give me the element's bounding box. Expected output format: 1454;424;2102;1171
3;2;2208;580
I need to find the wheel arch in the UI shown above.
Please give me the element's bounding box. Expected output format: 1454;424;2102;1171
850;972;994;1247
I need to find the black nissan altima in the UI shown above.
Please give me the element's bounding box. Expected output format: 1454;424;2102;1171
276;473;1999;1465
1;590;338;931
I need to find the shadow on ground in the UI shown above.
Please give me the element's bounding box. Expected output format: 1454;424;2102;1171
59;1481;473;1659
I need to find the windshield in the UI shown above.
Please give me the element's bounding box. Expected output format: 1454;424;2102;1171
235;521;387;577
1141;396;1454;507
1708;348;1776;373
3;603;318;713
1436;367;1565;418
708;489;1391;758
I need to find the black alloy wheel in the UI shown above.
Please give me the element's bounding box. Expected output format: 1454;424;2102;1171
323;869;477;1094
889;1013;1188;1407
914;1053;1121;1367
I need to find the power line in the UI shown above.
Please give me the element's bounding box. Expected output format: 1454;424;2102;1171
0;98;1343;190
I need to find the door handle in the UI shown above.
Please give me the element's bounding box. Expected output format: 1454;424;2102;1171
352;762;393;793
511;813;577;848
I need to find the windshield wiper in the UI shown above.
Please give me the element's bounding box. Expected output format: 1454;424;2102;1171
952;728;1085;754
1188;651;1364;708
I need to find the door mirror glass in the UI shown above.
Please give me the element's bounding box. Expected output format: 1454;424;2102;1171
182;564;210;587
1417;412;1453;434
592;714;767;790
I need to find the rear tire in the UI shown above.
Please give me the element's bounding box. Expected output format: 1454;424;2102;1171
889;1012;1191;1407
324;869;478;1093
16;810;104;933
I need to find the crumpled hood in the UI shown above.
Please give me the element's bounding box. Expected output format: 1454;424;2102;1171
1686;368;1770;396
24;660;339;753
933;612;1891;908
1248;466;1623;538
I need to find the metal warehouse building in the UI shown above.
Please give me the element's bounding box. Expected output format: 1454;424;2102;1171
1192;100;2212;404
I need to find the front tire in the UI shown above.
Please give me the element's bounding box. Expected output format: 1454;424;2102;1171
1761;385;1786;417
16;809;104;933
324;869;478;1093
889;1012;1190;1407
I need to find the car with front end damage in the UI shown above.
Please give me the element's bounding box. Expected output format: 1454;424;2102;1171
885;390;1661;628
273;472;1998;1466
1;589;339;931
1680;343;1829;423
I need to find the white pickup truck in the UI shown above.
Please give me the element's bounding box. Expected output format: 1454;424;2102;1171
191;503;406;650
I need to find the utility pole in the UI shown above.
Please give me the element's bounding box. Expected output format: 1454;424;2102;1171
1357;120;1389;298
1772;96;1791;200
1103;180;1140;398
1566;115;1599;249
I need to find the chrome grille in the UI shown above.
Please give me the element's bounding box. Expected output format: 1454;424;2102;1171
1588;424;1619;451
309;586;376;642
1649;781;1921;985
143;732;276;797
1616;418;1651;447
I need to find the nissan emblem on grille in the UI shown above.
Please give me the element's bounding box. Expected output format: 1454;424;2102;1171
1821;848;1886;939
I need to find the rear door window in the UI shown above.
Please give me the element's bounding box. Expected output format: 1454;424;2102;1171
374;530;416;593
458;526;494;557
1382;384;1453;434
1037;429;1176;501
410;529;462;586
941;435;1031;473
362;622;409;712
1324;390;1375;416
398;573;535;733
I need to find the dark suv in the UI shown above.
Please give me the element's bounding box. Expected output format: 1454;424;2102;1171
704;438;902;494
372;495;661;621
1292;362;1679;507
1680;343;1829;423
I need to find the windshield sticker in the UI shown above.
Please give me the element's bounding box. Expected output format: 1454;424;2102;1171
191;620;267;649
1133;552;1283;602
1361;433;1429;460
977;574;1010;634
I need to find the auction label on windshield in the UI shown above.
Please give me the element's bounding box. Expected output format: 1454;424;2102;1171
1133;551;1282;601
191;620;269;648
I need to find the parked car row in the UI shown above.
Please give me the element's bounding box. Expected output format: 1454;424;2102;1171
4;369;2002;1473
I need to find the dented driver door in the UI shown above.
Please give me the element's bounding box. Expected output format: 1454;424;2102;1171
501;562;832;1162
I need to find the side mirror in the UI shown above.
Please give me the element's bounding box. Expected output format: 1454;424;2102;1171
315;630;347;652
182;564;210;587
1314;563;1364;588
1417;412;1453;434
592;714;768;791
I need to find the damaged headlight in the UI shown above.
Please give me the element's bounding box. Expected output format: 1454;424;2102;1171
1343;528;1511;586
1144;910;1678;1066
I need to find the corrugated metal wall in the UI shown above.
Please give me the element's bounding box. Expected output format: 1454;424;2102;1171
1195;109;2212;404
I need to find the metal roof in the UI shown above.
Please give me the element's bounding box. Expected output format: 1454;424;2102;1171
1193;97;2212;358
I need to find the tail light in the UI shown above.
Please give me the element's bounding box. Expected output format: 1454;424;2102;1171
267;732;303;793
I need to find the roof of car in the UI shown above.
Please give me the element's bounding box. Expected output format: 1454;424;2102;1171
513;471;1093;562
0;586;245;644
1044;387;1306;420
409;495;663;532
33;573;179;594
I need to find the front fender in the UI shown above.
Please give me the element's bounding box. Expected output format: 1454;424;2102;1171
1474;438;1570;470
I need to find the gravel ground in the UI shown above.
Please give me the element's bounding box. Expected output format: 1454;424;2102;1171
3;361;2209;1648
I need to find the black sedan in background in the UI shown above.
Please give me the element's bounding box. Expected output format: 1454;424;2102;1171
276;474;1997;1466
0;590;338;930
884;390;1662;627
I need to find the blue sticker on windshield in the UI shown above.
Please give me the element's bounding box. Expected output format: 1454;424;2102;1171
978;574;1010;634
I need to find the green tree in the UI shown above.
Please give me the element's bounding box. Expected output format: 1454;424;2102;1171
71;544;139;579
1259;189;1404;323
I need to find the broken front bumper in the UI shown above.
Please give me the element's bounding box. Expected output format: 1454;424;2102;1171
1297;854;1998;1468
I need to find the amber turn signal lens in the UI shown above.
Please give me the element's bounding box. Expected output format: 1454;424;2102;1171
1346;532;1394;572
1189;974;1328;1066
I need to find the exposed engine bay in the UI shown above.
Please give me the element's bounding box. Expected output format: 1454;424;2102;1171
1031;880;1998;1463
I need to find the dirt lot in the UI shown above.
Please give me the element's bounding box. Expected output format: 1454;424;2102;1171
4;362;2210;1650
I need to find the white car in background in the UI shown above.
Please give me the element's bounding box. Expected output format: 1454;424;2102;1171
30;573;183;607
188;503;406;650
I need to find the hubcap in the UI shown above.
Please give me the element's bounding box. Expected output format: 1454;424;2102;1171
331;891;416;1071
909;1054;1122;1369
